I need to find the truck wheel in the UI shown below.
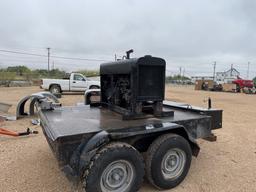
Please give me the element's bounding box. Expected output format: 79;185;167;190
90;85;99;89
145;134;192;190
83;142;144;192
236;85;241;93
49;85;61;94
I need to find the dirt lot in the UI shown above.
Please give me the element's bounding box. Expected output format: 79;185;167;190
0;85;255;192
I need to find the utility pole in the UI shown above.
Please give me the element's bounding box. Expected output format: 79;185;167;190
231;64;233;76
179;67;182;77
182;68;185;84
47;47;50;76
52;61;54;70
247;61;250;79
213;61;216;82
115;54;117;61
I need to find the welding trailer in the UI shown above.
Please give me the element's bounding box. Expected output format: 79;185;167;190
39;55;222;192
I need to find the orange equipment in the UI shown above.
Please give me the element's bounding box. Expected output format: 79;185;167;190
0;117;38;137
0;127;38;137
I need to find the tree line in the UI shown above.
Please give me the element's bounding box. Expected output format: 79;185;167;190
0;65;99;81
4;65;253;85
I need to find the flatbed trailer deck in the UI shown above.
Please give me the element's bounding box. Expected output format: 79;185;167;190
40;101;221;142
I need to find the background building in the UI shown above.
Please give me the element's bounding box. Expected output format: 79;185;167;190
190;76;213;83
216;67;240;84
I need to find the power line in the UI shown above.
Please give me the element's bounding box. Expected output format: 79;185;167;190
0;49;110;62
51;55;109;62
0;57;103;67
0;49;46;57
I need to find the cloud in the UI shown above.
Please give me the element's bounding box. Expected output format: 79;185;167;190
0;0;255;78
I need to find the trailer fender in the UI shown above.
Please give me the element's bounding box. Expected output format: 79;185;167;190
109;122;200;157
84;89;101;105
150;126;200;156
159;125;200;157
155;125;200;156
182;128;200;156
70;131;110;176
31;92;59;103
81;130;109;153
16;92;59;118
155;126;200;156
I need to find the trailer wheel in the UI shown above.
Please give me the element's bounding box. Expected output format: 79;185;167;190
83;142;144;192
145;134;192;190
49;85;61;94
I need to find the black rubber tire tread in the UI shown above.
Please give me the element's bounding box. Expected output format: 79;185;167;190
89;85;99;89
145;133;192;190
49;84;61;94
82;142;145;192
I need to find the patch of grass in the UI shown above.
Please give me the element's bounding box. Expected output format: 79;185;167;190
0;72;16;81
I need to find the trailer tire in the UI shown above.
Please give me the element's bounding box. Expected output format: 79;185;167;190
49;85;61;94
83;142;144;192
145;134;192;190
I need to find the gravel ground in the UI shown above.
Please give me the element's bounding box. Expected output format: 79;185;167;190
0;86;255;192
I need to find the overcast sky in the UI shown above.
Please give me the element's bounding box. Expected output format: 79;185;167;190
0;0;255;78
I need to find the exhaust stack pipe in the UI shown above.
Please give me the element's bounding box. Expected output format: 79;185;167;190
126;49;134;59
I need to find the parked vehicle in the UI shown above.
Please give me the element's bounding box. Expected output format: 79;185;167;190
39;55;222;192
232;77;254;92
40;73;100;94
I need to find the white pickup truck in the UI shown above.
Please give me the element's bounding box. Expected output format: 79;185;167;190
41;73;100;94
